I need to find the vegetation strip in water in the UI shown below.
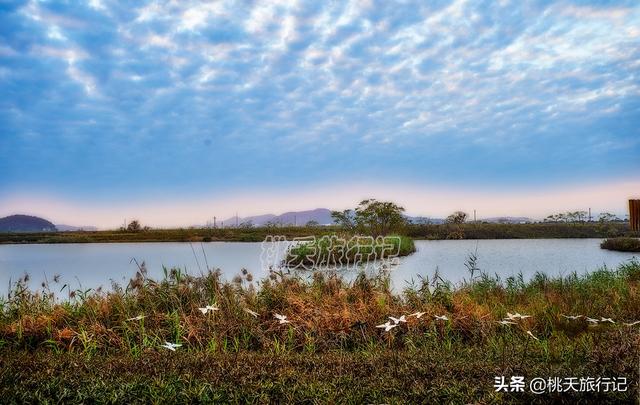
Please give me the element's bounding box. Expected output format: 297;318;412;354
285;234;415;267
601;237;640;252
0;222;634;244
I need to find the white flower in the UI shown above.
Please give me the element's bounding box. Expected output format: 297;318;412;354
161;342;182;351
376;322;398;332
274;313;290;324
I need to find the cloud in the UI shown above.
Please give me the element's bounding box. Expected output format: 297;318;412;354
0;0;638;205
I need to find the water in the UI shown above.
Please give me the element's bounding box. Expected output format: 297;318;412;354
0;239;637;294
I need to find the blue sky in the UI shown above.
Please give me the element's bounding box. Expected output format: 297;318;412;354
1;0;639;226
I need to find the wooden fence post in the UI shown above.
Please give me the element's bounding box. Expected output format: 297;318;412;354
630;199;640;232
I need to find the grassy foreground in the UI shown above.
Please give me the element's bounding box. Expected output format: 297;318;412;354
2;260;640;402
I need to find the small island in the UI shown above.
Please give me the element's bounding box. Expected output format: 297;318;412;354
601;237;640;253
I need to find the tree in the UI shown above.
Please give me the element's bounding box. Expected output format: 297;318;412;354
545;211;592;223
332;200;406;235
598;212;619;222
125;220;142;232
305;220;319;227
446;211;467;224
239;220;253;229
354;199;406;236
330;209;356;230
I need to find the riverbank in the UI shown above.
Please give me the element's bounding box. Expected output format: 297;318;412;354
0;222;633;244
1;260;639;402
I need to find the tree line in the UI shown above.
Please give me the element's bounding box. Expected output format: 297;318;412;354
543;211;622;223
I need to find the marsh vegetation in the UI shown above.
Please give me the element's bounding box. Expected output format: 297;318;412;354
285;234;416;267
601;237;640;252
1;259;639;402
0;222;633;245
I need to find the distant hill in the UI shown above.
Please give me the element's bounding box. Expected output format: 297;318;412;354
0;215;57;232
218;213;276;227
221;208;334;227
277;209;334;226
55;224;98;232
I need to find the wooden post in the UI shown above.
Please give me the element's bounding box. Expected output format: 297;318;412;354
630;200;640;232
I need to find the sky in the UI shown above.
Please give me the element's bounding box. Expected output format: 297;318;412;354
0;0;639;227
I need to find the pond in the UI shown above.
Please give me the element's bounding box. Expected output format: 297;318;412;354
0;239;637;295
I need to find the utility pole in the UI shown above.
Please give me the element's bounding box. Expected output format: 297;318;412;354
213;216;216;228
473;210;476;222
588;208;592;222
294;215;297;226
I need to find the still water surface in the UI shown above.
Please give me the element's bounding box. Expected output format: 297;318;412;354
0;239;637;294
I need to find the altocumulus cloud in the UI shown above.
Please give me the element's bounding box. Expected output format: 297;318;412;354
0;0;639;200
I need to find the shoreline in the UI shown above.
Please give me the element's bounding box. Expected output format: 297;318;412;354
0;223;634;245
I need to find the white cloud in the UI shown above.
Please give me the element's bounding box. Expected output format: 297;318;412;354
2;0;639;198
47;26;67;41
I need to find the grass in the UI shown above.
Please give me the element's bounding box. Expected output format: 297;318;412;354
1;259;640;402
2;342;636;403
601;237;640;252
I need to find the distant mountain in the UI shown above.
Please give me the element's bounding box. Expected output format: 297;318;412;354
219;213;277;227
55;224;98;232
221;208;334;227
0;215;57;232
277;209;334;226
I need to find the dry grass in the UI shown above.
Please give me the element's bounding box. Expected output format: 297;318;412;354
1;260;640;402
1;260;639;353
